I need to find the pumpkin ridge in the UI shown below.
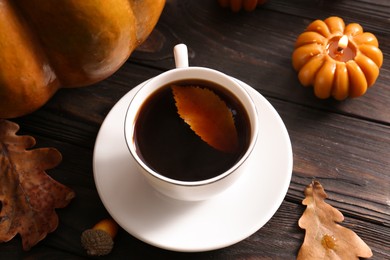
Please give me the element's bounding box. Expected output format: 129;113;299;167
0;1;61;118
13;0;141;87
354;53;380;87
346;61;368;97
298;54;325;87
12;0;66;86
0;0;166;118
324;16;345;35
128;0;166;45
358;44;383;67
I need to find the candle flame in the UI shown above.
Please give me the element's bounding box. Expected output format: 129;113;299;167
338;35;348;50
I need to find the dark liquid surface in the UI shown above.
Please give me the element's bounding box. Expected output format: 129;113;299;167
133;81;251;182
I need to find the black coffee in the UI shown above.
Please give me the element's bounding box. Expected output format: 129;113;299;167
133;80;251;182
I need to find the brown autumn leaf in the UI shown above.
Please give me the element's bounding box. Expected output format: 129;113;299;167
297;180;372;259
172;85;238;153
0;119;75;250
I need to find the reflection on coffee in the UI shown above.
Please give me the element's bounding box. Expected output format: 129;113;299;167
133;80;251;182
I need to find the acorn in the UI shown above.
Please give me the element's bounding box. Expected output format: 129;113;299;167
81;219;118;256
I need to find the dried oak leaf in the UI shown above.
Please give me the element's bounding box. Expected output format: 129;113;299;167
0;119;75;250
297;180;372;260
172;85;239;153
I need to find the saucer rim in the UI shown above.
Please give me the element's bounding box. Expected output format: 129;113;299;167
93;78;293;252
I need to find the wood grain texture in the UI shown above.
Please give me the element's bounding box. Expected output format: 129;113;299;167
1;0;389;259
132;0;390;124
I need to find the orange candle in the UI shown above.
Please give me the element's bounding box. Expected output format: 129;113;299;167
292;16;383;100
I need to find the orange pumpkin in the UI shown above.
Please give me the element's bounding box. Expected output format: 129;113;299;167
217;0;267;12
292;17;383;100
0;0;165;118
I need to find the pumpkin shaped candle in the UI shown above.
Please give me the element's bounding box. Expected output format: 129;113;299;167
292;16;383;100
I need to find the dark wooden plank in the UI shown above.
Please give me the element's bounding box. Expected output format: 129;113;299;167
5;92;388;258
266;0;390;35
12;50;390;227
1;0;389;259
131;0;390;124
270;97;390;225
1;197;388;259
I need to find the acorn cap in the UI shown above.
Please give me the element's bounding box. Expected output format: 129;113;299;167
81;229;114;256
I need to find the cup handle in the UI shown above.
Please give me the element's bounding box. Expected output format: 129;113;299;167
174;44;189;68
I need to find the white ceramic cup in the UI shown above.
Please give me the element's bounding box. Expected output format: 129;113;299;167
124;44;259;201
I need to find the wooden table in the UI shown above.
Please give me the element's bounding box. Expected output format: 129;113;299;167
2;0;389;259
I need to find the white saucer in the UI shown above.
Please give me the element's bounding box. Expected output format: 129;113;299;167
93;78;293;252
